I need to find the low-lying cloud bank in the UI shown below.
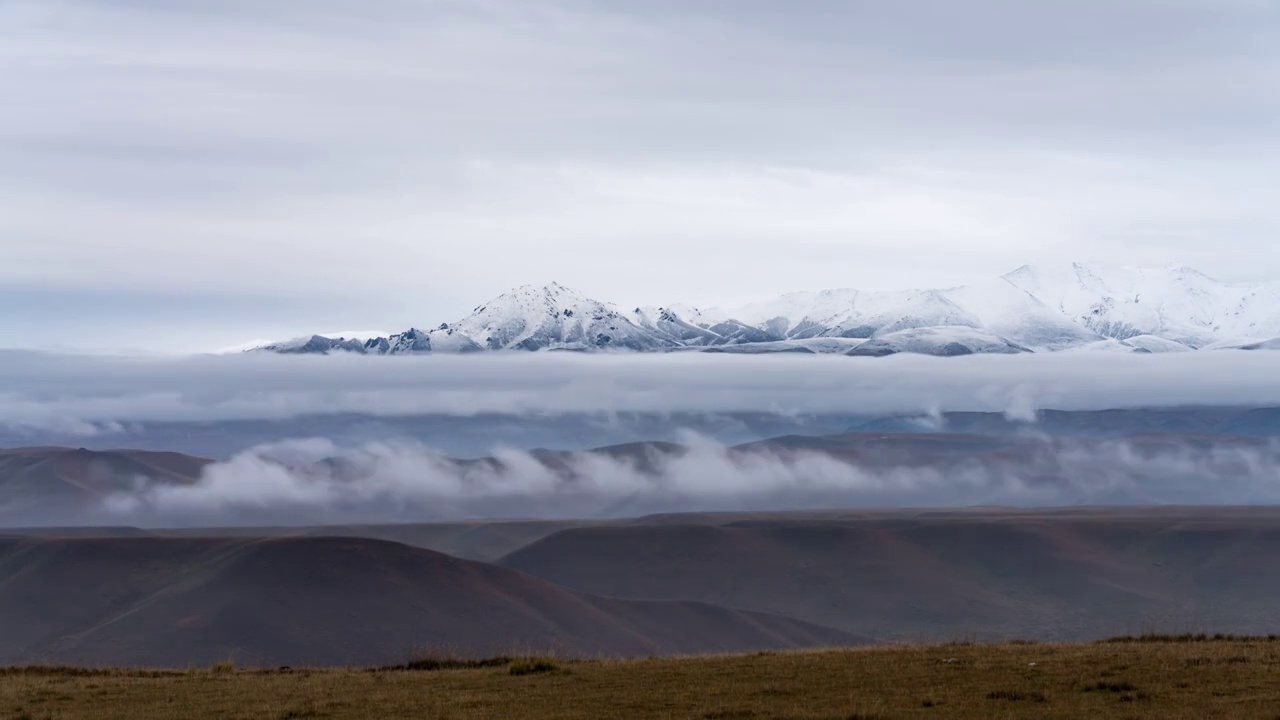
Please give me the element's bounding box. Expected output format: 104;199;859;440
3;350;1280;436
103;434;1280;525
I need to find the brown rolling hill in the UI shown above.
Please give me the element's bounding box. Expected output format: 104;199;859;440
152;520;598;563
0;535;860;668
499;508;1280;642
0;447;208;522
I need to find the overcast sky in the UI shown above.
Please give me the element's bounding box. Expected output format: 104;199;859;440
2;0;1278;351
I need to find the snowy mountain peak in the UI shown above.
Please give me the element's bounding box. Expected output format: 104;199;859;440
473;281;583;312
453;282;676;351
248;263;1280;357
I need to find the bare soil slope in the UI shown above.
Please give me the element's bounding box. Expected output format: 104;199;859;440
501;508;1280;641
0;535;857;667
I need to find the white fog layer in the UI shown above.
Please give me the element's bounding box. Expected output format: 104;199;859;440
2;351;1280;434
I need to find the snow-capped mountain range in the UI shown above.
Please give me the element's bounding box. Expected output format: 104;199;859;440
252;264;1280;357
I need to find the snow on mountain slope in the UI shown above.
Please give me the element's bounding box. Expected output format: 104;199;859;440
1060;338;1142;353
713;288;983;341
1203;336;1280;351
448;283;679;351
846;326;1031;357
700;337;866;354
853;290;983;338
1229;283;1280;340
360;326;484;354
1120;335;1193;353
1002;263;1262;347
244;330;390;355
628;306;726;346
255;335;370;355
1237;338;1280;351
257;285;676;355
938;279;1104;351
716;289;860;339
247;263;1280;356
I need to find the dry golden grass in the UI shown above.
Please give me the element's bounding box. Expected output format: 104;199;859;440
4;638;1280;719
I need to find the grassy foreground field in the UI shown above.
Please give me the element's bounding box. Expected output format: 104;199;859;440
3;638;1279;719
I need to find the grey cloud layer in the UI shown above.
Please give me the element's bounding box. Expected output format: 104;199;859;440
3;351;1280;433
2;1;1278;350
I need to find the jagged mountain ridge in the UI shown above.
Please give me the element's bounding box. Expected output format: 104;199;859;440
253;264;1280;356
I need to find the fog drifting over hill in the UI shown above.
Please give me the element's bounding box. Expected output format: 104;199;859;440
98;433;1280;525
2;351;1278;524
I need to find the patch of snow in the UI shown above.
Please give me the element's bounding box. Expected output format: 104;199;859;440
1120;335;1192;353
846;326;1031;357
